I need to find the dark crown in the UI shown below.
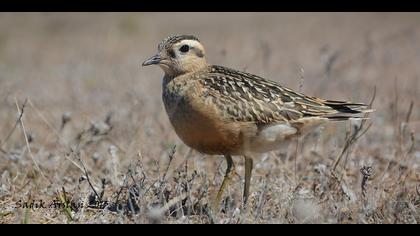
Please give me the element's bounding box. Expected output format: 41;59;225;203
158;35;200;50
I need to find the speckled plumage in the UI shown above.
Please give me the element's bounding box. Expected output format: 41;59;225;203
143;34;373;208
161;63;370;155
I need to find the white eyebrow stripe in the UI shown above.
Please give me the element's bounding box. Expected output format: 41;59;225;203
174;40;205;55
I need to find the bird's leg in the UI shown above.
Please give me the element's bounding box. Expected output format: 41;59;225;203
214;154;235;211
243;155;253;207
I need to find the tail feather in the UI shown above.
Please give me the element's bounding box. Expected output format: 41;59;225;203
322;100;373;120
326;116;370;121
325;100;371;111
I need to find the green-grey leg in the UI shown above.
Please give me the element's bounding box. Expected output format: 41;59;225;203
243;156;253;206
214;154;235;211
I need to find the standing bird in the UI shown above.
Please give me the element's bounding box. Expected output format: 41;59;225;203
142;35;372;210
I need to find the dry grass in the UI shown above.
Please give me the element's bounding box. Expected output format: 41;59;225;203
0;12;419;224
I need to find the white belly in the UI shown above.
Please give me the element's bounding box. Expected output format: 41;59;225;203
245;124;297;153
244;117;327;154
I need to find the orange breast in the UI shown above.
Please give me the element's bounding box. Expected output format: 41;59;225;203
169;101;242;155
162;84;243;155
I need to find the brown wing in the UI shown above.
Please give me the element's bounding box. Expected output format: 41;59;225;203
197;65;371;125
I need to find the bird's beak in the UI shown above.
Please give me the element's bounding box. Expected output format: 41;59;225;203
142;54;162;66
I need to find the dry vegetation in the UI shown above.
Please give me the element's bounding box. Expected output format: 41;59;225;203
0;13;419;224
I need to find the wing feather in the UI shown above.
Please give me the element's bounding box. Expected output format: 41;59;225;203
197;65;372;125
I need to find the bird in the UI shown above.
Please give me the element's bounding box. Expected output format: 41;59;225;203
142;34;372;210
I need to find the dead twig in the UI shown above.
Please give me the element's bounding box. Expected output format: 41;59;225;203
406;132;415;155
360;165;374;206
113;168;131;205
14;98;50;183
0;98;28;148
402;101;414;155
325;51;340;79
396;97;414;160
298;67;305;93
394;78;403;156
162;145;176;181
77;153;101;201
332;87;376;172
294;136;300;183
404;101;414;125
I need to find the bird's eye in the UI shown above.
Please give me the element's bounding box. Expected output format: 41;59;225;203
179;45;189;53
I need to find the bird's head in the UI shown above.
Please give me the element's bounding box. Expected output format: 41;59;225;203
142;35;207;76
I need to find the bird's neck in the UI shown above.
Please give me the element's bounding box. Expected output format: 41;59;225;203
164;64;209;79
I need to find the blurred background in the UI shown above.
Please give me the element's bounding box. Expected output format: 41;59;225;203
0;12;418;149
0;13;418;223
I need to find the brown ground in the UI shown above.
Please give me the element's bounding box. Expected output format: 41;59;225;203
0;12;419;224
